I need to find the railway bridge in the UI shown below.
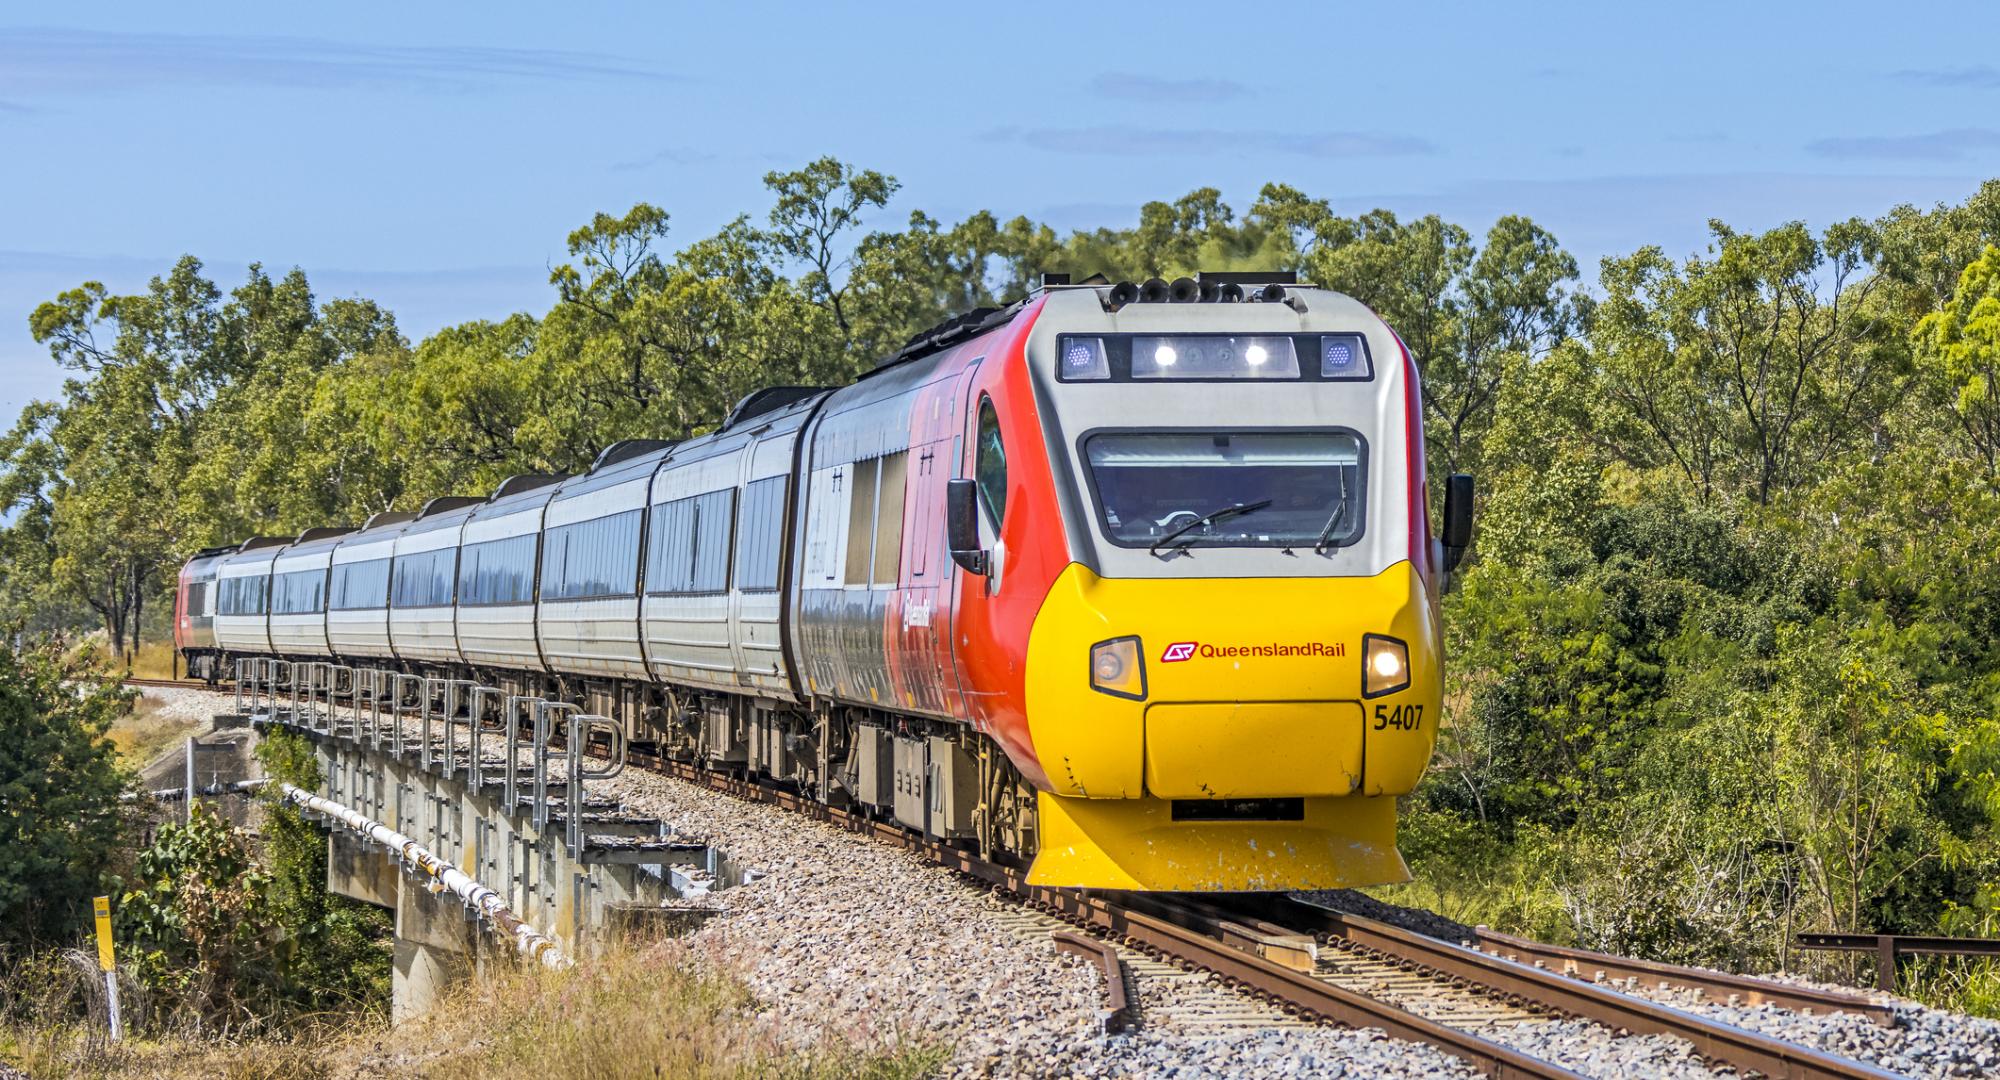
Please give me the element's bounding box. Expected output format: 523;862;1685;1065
224;659;726;1019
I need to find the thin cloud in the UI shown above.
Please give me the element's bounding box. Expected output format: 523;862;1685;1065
1806;128;2000;161
610;146;717;172
1090;72;1248;101
1889;65;2000;89
0;27;678;96
985;125;1434;158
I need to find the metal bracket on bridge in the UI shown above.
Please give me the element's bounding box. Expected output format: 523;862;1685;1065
533;701;581;832
439;679;479;781
565;712;625;859
390;673;425;759
466;685;504;792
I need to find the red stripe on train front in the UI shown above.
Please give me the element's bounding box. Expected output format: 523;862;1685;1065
1388;331;1431;580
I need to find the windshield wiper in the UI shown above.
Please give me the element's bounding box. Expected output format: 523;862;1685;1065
1150;499;1272;557
1314;470;1351;554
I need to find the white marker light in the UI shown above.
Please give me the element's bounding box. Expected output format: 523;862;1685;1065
1371;648;1405;680
1154;344;1178;366
1245;344;1268;366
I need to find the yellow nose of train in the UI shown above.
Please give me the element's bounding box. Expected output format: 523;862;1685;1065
1022;559;1442;890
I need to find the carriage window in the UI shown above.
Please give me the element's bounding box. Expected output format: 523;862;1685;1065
459;535;537;606
975;398;1006;525
186;581;209;618
647;489;734;595
219;574;269;616
271;569;327;615
873;451;906;585
844;459;878;586
330;558;390;610
391;548;456;607
691;490;734;593
734;476;787;593
542;509;642;600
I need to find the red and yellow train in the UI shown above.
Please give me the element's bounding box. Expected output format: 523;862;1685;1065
176;273;1473;891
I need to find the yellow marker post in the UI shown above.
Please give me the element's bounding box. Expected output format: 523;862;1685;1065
92;895;121;1041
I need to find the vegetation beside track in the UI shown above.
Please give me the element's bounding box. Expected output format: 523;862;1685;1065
3;164;1999;1016
5;936;944;1080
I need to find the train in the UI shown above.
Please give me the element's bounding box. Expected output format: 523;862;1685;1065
174;272;1474;892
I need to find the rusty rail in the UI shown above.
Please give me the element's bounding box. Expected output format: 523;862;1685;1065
1051;931;1130;1034
1248;899;1901;1080
1467;925;1895;1024
624;748;1578;1079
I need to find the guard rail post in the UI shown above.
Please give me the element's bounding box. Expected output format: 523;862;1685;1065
566;713;625;859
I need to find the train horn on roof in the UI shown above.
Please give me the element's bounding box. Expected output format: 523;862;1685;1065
1168;277;1200;303
1107;281;1139;308
1138;278;1171;303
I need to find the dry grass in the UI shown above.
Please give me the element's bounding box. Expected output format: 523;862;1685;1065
125;638;180;681
106;696;204;771
3;937;948;1080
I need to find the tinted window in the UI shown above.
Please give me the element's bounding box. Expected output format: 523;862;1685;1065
647;490;735;596
330;558;391;610
459;534;537;606
185;580;209;618
271;568;327;615
542;509;642;600
872;452;906;585
1083;431;1365;549
734;476;787;592
391;548;457;608
975;397;1006;524
844;459;878;585
219;574;269;616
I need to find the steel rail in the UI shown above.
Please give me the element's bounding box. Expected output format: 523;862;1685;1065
1469;925;1894;1024
621;749;1579;1080
1051;931;1131;1035
1251;900;1902;1080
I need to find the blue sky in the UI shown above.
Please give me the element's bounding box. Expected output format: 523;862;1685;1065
2;1;1997;420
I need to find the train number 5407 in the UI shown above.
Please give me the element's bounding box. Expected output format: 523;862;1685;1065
1372;703;1423;731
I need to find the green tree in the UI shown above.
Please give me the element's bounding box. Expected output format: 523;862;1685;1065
0;637;129;947
1915;245;2000;472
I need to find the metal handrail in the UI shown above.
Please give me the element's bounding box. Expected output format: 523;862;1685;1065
269;660;295;723
504;694;539;814
390;673;425;758
467;686;504;792
565;713;625;858
326;664;354;737
438;679;478;780
533;701;581;831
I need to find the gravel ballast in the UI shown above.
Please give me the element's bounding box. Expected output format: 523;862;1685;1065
178;687;2000;1077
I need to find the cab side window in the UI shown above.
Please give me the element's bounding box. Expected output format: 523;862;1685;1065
975;397;1006;525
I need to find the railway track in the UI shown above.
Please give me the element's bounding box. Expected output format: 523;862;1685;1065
620;743;1902;1080
121;676;214;690
221;688;1907;1079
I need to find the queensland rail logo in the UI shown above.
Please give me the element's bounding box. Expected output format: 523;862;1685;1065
1162;641;1345;662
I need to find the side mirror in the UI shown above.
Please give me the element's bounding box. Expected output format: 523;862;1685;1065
946;478;990;575
1441;473;1474;573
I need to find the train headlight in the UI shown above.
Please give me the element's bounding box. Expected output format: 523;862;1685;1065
1061;336;1110;380
1362;634;1409;698
1090;636;1147;700
1321;334;1373;379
